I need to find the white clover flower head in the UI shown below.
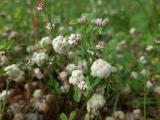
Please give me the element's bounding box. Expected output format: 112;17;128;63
84;113;95;120
77;59;88;71
33;89;43;98
133;109;141;119
146;80;153;89
0;51;8;66
46;23;55;30
0;90;11;101
87;49;94;55
4;64;25;82
59;71;68;81
139;56;147;64
77;81;87;91
87;94;105;115
146;45;153;52
153;86;160;95
96;41;105;50
93;18;109;26
91;59;114;79
130;71;138;79
33;68;44;80
68;33;81;46
105;117;114;120
114;111;125;120
129;27;136;35
65;63;78;74
140;69;149;76
69;70;85;85
26;45;35;53
40;36;52;47
32;51;48;66
52;36;70;54
60;83;70;93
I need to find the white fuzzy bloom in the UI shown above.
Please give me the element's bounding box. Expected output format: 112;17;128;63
96;41;105;50
69;70;85;85
114;111;125;120
77;60;88;71
146;45;153;52
60;84;70;93
52;36;70;54
93;18;109;26
146;81;153;88
129;27;136;35
77;81;87;90
66;63;78;74
59;71;68;81
4;64;25;82
87;94;105;115
40;36;52;47
133;109;141;119
46;23;55;30
33;68;44;80
68;34;81;45
139;56;147;64
140;69;149;76
0;90;11;101
105;117;114;120
0;51;8;66
130;71;138;79
32;51;48;66
91;59;114;79
154;86;160;95
33;89;43;98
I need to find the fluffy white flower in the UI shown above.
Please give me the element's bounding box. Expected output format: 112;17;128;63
40;36;52;47
131;71;138;79
32;51;48;66
0;51;8;66
77;60;88;71
0;90;11;101
96;41;105;50
33;68;44;80
146;81;153;88
140;69;149;76
4;64;25;82
33;89;43;98
77;81;87;90
66;63;78;74
68;34;81;45
133;109;141;119
60;83;70;93
46;23;55;30
69;70;85;85
59;71;68;81
105;117;114;120
114;111;125;120
91;59;114;79
129;27;136;35
87;94;105;115
146;45;153;52
154;86;160;95
52;36;70;54
93;18;109;26
139;56;147;64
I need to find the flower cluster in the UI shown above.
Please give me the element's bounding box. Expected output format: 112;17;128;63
86;94;105;116
52;34;81;54
91;59;116;79
4;64;25;82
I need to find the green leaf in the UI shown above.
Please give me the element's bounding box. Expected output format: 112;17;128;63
69;111;76;120
60;113;68;120
73;87;81;102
